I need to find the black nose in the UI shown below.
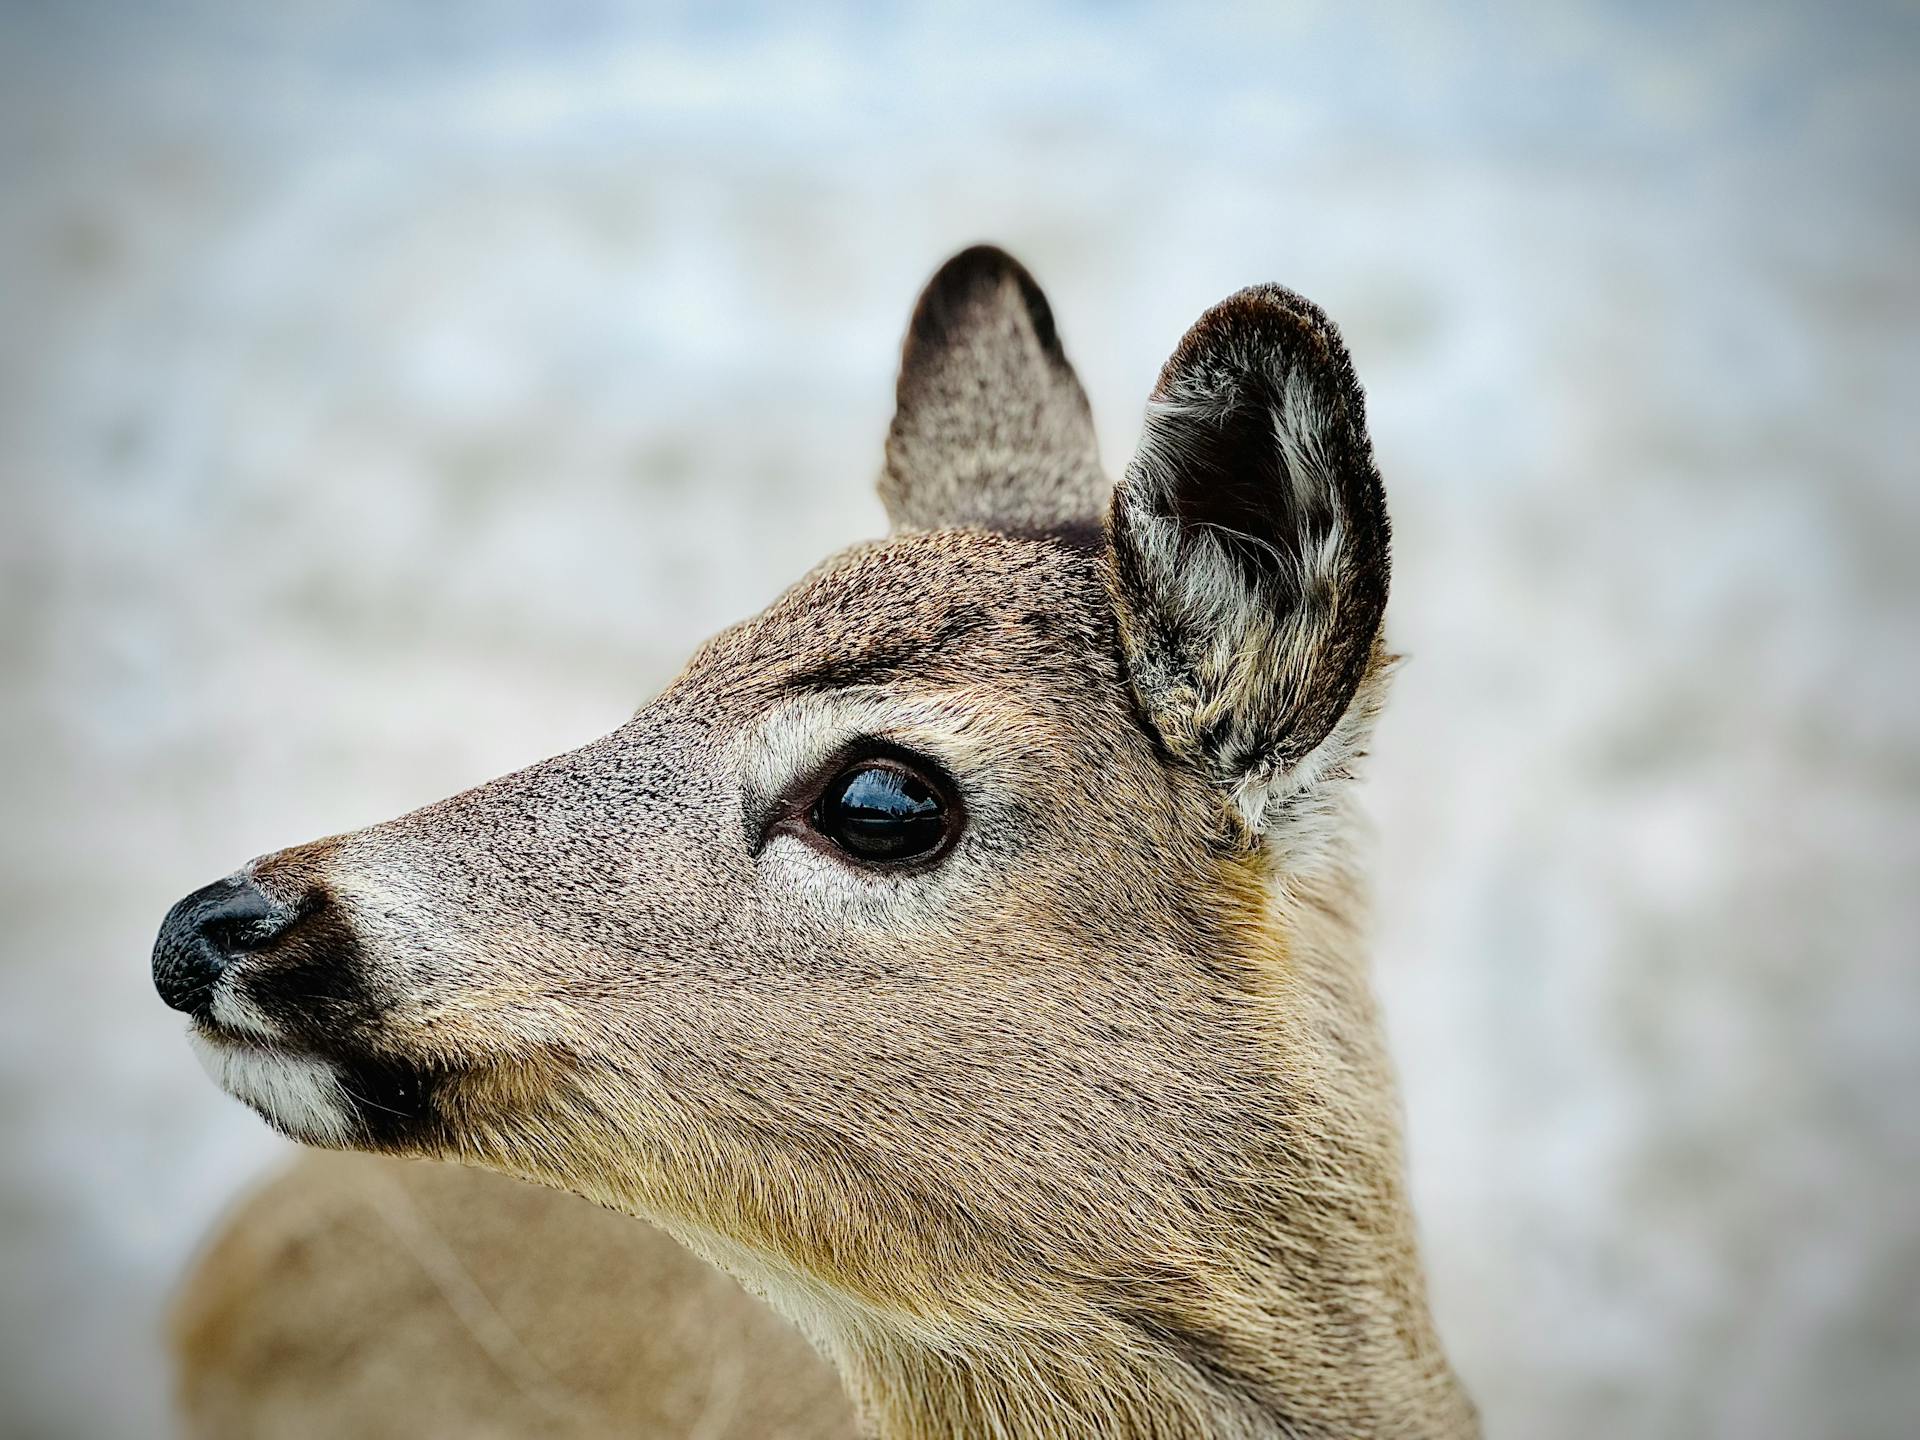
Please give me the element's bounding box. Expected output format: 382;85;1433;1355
152;875;294;1015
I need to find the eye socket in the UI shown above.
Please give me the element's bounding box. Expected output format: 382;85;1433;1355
811;757;955;865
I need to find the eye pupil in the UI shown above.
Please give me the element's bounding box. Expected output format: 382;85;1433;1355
816;762;950;862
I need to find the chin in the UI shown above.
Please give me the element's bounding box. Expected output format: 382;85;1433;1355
187;1026;360;1148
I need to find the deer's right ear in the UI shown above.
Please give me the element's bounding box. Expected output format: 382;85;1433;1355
879;246;1107;533
1109;287;1392;840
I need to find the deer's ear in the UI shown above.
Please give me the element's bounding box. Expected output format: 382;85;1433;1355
880;246;1107;533
1109;286;1392;838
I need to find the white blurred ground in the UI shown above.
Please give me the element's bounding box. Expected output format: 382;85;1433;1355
2;3;1917;1436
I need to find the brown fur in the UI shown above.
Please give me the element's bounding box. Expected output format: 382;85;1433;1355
161;246;1476;1438
880;244;1106;532
172;1151;852;1438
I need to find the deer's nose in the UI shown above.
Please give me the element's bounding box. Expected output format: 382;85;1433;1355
152;875;296;1015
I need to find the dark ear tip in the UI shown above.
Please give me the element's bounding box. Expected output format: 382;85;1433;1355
907;244;1064;362
1151;283;1354;403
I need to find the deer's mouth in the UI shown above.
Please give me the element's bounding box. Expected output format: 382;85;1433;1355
187;1025;360;1146
187;1017;444;1150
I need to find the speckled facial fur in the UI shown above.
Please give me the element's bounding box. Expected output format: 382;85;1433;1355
171;247;1474;1440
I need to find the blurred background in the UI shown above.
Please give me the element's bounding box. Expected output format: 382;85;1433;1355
3;2;1917;1436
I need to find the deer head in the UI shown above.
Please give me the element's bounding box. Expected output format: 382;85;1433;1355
154;247;1472;1439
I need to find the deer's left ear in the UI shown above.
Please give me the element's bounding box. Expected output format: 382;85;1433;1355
880;246;1107;533
1109;286;1392;839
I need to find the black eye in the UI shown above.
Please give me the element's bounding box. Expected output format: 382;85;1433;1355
812;759;953;864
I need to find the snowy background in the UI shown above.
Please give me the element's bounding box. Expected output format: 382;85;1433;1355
3;2;1917;1436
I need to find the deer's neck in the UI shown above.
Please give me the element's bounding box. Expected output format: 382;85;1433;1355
838;1335;1472;1440
820;866;1474;1440
839;1330;1313;1440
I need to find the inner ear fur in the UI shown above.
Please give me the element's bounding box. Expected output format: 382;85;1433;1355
879;245;1107;534
1109;285;1391;836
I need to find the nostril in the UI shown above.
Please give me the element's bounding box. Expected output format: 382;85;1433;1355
199;882;288;954
152;875;301;1015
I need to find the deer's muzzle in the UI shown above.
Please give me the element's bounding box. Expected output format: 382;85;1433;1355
153;858;448;1150
152;873;296;1016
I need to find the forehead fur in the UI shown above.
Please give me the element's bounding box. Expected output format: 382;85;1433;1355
685;527;1117;702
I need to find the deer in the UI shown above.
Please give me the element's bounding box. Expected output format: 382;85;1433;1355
154;245;1478;1440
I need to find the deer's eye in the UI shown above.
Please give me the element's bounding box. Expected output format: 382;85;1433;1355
812;759;953;864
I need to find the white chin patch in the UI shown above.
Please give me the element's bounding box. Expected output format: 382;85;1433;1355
189;1032;355;1147
209;983;285;1042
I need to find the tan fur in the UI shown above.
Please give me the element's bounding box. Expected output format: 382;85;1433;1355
162;246;1476;1438
172;1151;852;1438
